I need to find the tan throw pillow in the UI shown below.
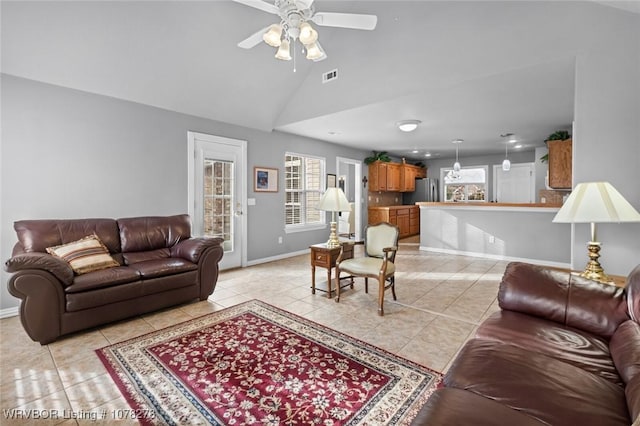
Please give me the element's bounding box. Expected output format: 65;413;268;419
46;234;119;275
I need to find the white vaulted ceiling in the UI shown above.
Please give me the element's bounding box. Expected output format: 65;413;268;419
2;1;638;159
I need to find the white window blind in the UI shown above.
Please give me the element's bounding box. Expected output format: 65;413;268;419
285;153;325;227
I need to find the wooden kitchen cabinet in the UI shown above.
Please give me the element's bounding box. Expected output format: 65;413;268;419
370;161;424;192
386;163;401;191
368;206;419;238
548;139;572;189
400;164;427;192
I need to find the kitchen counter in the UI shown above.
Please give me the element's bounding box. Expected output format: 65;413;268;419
416;202;561;211
417;202;570;268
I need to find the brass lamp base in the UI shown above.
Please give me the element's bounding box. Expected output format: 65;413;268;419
326;221;341;248
579;241;613;284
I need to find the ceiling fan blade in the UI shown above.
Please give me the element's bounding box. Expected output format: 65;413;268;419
295;0;314;10
237;26;271;49
232;0;279;15
312;12;377;30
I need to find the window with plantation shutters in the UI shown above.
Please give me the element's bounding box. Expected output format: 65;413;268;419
285;153;325;230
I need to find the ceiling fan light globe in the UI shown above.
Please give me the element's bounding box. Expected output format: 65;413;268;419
305;42;323;60
299;22;318;44
263;24;283;47
275;39;292;60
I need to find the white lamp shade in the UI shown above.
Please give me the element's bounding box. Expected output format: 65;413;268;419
275;39;292;61
453;161;461;172
502;158;511;171
299;22;318;45
553;182;640;223
263;24;282;47
317;188;351;212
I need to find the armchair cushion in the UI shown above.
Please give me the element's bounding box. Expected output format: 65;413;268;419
339;257;395;277
46;234;119;275
4;252;74;285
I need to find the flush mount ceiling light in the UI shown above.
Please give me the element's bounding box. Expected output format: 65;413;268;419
397;120;421;132
234;0;377;65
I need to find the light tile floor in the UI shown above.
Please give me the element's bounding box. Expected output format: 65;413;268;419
0;238;510;424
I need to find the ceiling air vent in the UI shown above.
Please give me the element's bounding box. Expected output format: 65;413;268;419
322;69;338;84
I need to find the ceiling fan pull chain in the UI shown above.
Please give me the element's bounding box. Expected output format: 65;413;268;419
293;40;297;72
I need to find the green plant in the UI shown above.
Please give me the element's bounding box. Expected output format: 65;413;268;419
540;130;571;163
546;130;570;141
364;151;391;165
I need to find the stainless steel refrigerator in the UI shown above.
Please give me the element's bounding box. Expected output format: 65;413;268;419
403;178;439;204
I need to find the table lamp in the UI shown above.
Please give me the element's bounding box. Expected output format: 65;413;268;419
553;182;640;284
317;187;351;248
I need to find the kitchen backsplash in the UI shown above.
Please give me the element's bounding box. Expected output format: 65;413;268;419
368;191;402;206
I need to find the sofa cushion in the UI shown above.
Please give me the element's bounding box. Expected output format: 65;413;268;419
14;218;121;254
128;258;197;279
118;215;191;253
477;310;621;385
66;281;145;311
499;262;628;338
123;248;170;266
445;338;630;426
46;235;120;275
411;388;545;426
65;266;141;293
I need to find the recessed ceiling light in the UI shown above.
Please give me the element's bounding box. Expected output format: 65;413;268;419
411;149;419;154
514;144;523;149
396;120;421;132
424;153;432;158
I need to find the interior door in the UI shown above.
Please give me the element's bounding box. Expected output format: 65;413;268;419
188;132;247;270
494;163;535;203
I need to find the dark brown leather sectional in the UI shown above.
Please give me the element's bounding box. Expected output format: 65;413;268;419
5;215;224;344
413;262;640;425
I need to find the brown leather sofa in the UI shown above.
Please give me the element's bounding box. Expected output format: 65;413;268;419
412;261;640;426
5;215;224;344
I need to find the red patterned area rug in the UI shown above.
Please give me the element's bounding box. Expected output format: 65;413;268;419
97;300;441;425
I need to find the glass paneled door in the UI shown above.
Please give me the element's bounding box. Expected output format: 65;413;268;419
189;132;246;270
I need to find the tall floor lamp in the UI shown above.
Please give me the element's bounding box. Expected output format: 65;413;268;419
317;187;351;248
553;182;640;284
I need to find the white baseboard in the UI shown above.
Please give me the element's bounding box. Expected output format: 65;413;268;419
0;306;19;319
245;249;310;267
419;246;571;269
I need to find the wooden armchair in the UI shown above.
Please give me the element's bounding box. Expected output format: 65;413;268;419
334;222;400;315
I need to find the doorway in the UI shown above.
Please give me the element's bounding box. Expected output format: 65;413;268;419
493;162;535;203
188;131;247;270
336;157;363;241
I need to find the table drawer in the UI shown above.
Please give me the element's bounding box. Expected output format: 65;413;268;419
313;252;331;267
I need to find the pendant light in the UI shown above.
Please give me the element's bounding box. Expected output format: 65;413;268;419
452;139;463;172
502;142;511;171
500;133;514;171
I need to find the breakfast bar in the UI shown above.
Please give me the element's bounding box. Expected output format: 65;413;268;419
416;202;571;267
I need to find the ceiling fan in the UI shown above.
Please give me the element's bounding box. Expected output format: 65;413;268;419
233;0;377;62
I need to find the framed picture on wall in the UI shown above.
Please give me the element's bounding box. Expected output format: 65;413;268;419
327;174;337;188
254;167;278;192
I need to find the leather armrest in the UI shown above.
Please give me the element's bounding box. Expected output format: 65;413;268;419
170;237;223;263
499;262;628;338
5;252;74;285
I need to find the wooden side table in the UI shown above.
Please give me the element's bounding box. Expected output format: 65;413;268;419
310;242;354;298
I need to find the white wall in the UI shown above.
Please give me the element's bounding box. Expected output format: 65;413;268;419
0;75;369;310
572;11;640;276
